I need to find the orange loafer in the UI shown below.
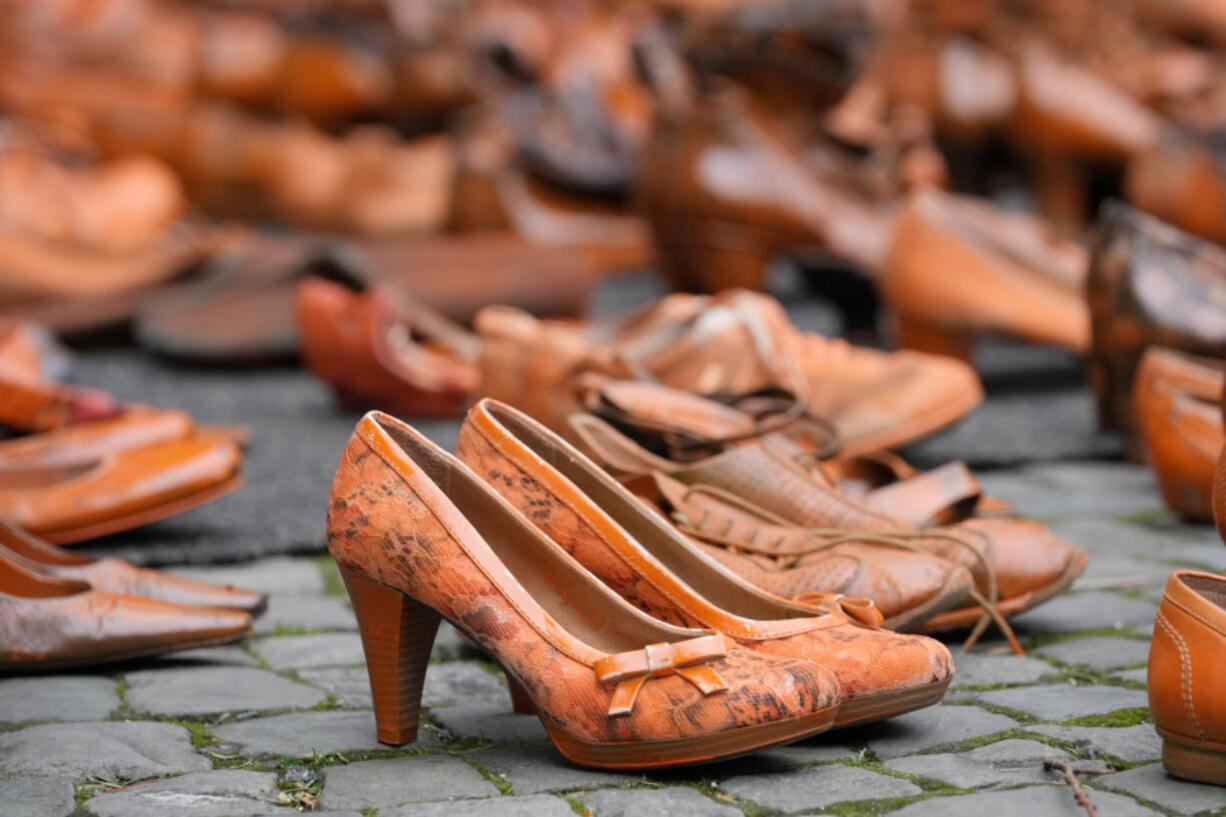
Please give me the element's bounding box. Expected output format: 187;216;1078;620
0;437;243;544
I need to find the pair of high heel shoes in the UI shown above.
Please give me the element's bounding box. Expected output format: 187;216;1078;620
329;400;954;770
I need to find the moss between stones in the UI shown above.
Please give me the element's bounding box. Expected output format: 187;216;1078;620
312;553;349;600
918;728;1081;757
1022;626;1150;651
1057;708;1151;728
452;752;512;795
557;793;589;815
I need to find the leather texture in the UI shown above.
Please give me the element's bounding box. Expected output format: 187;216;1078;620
882;188;1090;358
565;411;1086;642
1149;570;1226;782
0;517;266;614
0;547;252;670
456;398;955;717
0;408;193;469
328;410;841;760
296;277;477;418
0;437;242;544
475;288;983;457
1088;203;1226;434
1133;348;1224;520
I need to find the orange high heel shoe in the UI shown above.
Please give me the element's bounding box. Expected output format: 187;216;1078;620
327;410;842;769
457;399;957;728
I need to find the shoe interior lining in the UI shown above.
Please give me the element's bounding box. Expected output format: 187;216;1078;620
488;405;799;622
376;417;698;655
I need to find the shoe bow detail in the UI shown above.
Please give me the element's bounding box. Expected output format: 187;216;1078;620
793;593;884;626
594;634;729;717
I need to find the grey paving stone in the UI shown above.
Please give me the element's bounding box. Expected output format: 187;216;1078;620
1114;668;1149;685
124;666;325;715
1011;591;1156;634
0;721;210;780
250;633;364;669
214;710;426;757
749;740;858;767
316;756;498;811
430;704;548;743
841;704;1019;759
977;684;1148;721
1093;761;1226;813
889;784;1163;817
85;770;279;817
1035;637;1152;670
297;667;371;708
975;465;1157;520
720;763;921;812
1029;724;1162;763
156;644;261;667
0;776;75;817
422;662;512;710
1047;518;1175;560
885;739;1074;789
252;596;356;635
578;786;741;817
471;742;637;794
1025;463;1159;512
0;676;117;723
168;557;325;596
384;794;575;817
951;653;1055;688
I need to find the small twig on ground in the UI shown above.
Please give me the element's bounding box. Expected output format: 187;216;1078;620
1044;756;1099;817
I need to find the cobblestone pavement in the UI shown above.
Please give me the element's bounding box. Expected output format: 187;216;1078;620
4;462;1226;817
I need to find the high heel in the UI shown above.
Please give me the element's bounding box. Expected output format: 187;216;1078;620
505;674;537;715
893;313;975;363
327;410;842;769
341;566;440;745
653;225;772;293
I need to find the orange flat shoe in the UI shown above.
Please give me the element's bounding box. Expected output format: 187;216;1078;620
0;550;252;671
328;410;842;769
0;437;243;544
0;517;266;615
458;399;956;728
1134;348;1224;520
296;276;478;418
0;407;194;469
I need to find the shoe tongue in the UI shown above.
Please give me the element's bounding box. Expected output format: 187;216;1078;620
678;440;883;530
591;380;756;441
606;290;808;397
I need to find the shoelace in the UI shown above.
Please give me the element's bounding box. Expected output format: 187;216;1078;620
670;483;1023;655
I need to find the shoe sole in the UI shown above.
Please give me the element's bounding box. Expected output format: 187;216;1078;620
479;639;840;770
38;473;245;545
913;548;1089;633
544;701;839;770
880;567;975;633
833;676;952;729
1158;729;1226;786
839;383;984;459
2;627;252;673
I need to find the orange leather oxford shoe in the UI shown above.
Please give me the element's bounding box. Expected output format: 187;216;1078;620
1150;570;1226;786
